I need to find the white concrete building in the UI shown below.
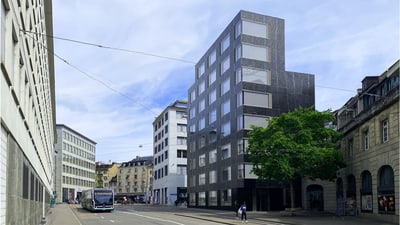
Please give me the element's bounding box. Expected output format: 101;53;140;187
152;100;188;205
54;124;96;203
0;0;55;224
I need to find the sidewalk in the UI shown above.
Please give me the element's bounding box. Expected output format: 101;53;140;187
45;203;81;225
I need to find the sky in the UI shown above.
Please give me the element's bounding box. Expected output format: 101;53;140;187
52;0;400;163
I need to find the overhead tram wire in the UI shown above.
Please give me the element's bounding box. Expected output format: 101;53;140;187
20;29;196;64
20;29;372;97
21;30;159;116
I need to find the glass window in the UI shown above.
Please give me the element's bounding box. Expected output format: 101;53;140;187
222;122;231;136
209;149;217;164
242;44;270;62
199;174;206;185
221;99;230;116
209;69;216;86
197;62;205;77
209;109;217;124
189;124;196;133
237;91;243;107
190;90;196;102
236;68;242;84
221;144;231;160
221;189;232;206
221;34;230;53
199;154;206;167
244;91;271;108
198;192;206;206
177;165;187;175
221;78;230;95
199;117;205;130
198;80;205;95
235;45;241;61
221;56;230;74
209;170;217;184
222;166;231;181
189;107;196;119
382;119;388;143
235;21;242;39
348;139;354;158
242;20;268;38
242;67;271;85
209;190;218;206
237;115;243;130
199;98;205;112
209;49;216;66
238;165;244;179
364;130;369;150
205;89;214;106
244;115;269;129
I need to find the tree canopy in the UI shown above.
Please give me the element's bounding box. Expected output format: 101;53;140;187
248;107;345;184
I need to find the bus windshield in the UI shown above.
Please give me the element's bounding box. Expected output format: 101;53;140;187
94;190;113;204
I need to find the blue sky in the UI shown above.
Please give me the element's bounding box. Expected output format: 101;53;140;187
52;0;400;163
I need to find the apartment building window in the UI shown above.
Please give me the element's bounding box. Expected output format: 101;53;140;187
177;124;186;132
221;99;230;116
221;189;232;206
164;150;168;159
189;124;196;133
348;139;354;157
164;112;168;121
364;130;369;151
198;80;205;95
242;44;270;62
238;164;244;179
209;191;218;206
165;138;168;146
237;115;243;130
242;20;268;38
197;62;205;78
177;165;187;175
209;170;217;184
209;109;217;124
189;192;196;205
382;119;388;143
222;122;231;136
199;173;206;185
177;149;187;158
243;67;271;85
164;165;168;176
221;78;230;95
177;137;187;145
198;192;206;206
199;99;205;112
209;49;216;66
199;117;205;130
165;125;168;133
235;45;242;61
235;21;242;38
221;56;230;74
209;69;216;86
222;166;231;181
209;149;217;164
199;154;206;167
209;89;216;105
221;34;230;53
190;90;196;102
244;91;270;108
189;107;196;119
221;144;231;160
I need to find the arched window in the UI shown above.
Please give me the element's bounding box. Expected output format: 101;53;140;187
360;171;372;212
377;165;395;214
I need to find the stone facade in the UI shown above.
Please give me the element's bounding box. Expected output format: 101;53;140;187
95;162;121;189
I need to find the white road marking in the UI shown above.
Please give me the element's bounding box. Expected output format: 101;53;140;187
119;211;185;225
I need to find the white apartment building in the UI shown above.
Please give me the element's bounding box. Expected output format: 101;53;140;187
54;124;96;203
152;100;188;205
0;1;55;224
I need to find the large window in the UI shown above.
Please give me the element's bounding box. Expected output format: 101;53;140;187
242;44;270;62
209;170;217;184
177;150;187;158
221;189;232;206
209;49;216;66
221;56;230;74
209;89;216;105
177;165;187;175
222;122;231;136
197;62;205;78
199;117;205;130
209;69;216;86
190;90;196;102
221;78;230;95
242;20;268;38
209;149;217;164
199;154;206;167
189;107;196;119
221;99;230;116
377;166;395;214
242;67;271;85
199;99;205;112
221;34;230;53
235;45;241;61
222;166;231;181
209;109;216;124
244;91;271;108
221;144;231;160
360;171;372;212
199;174;206;185
198;81;205;95
209;191;218;206
244;116;269;129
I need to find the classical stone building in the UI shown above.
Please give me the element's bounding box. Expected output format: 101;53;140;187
306;60;399;224
116;156;153;203
0;1;55;224
95;162;121;189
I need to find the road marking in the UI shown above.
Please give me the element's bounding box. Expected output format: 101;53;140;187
119;211;185;225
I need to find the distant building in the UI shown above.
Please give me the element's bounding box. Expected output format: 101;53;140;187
116;156;153;203
152;100;188;205
334;60;399;224
54;124;97;203
187;10;314;210
95;162;121;189
0;1;55;224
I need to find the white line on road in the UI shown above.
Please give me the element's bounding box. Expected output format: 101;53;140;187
118;211;185;225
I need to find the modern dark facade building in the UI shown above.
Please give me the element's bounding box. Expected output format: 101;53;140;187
187;10;315;211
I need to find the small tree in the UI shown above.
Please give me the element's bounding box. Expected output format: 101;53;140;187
248;107;345;213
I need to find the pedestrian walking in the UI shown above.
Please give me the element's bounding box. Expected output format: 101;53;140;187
240;201;247;223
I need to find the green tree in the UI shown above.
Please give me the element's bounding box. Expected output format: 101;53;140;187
248;107;345;213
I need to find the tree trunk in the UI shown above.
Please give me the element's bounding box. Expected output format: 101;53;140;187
289;179;295;216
